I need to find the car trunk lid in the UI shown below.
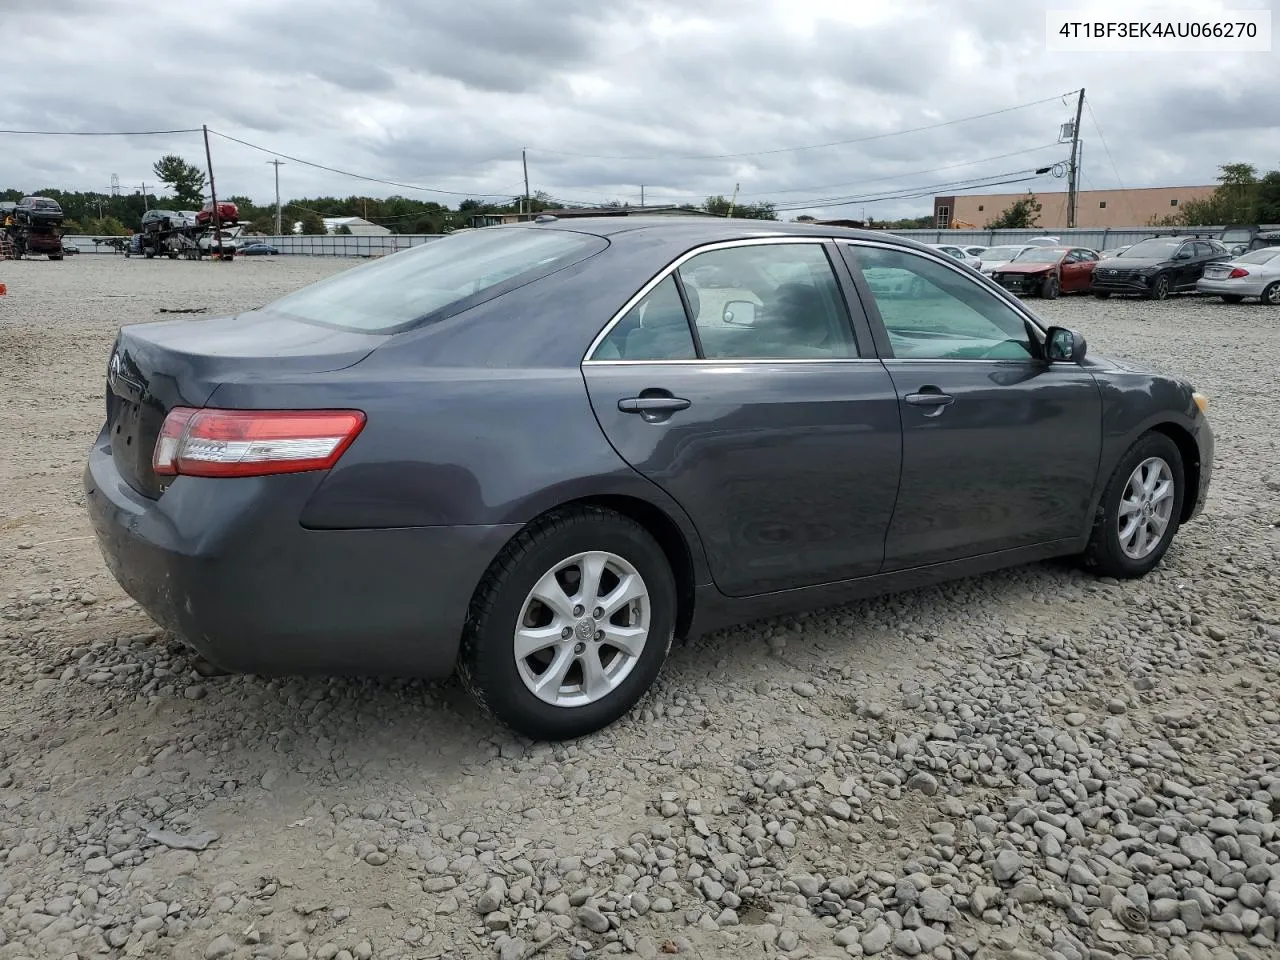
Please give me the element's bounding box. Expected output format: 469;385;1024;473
105;311;383;499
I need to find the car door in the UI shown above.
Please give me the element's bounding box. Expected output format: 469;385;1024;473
582;238;903;597
1062;248;1097;292
837;241;1103;571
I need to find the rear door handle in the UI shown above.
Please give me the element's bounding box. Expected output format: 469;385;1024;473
618;396;691;414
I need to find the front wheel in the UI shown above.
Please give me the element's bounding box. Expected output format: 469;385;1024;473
1261;281;1280;306
1148;274;1171;300
459;506;676;740
1041;275;1060;299
1080;431;1184;579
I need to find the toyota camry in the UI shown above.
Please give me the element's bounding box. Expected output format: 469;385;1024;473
85;218;1214;740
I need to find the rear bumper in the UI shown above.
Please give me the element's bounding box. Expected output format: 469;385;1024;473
84;432;519;678
1196;278;1268;297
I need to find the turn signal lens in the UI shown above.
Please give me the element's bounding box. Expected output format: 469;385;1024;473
1192;392;1209;414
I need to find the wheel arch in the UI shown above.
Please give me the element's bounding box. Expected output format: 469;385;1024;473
480;494;701;643
1149;421;1201;523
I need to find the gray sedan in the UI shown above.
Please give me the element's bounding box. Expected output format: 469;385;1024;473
1196;247;1280;304
85;219;1214;740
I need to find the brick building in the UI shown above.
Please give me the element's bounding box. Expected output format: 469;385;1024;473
933;185;1217;230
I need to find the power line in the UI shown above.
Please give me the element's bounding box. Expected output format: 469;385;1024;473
205;128;519;199
0;127;201;136
735;143;1064;198
526;91;1080;162
771;170;1050;213
1083;96;1140;224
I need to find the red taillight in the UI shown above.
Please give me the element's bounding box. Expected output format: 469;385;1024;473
1228;267;1249;278
152;407;366;478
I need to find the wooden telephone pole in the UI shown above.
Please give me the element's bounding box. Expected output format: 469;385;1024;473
1066;88;1085;229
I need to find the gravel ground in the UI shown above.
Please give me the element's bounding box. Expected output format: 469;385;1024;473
1;253;1278;960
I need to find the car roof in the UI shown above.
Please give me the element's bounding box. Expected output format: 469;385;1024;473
502;216;948;252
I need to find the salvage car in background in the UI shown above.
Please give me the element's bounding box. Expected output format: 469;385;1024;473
1091;236;1231;300
988;246;1100;299
927;243;981;269
85;220;1214;740
1196;247;1280;304
977;244;1037;275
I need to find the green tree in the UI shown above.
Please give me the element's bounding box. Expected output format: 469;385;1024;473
1256;170;1280;223
337;224;352;235
1180;163;1261;225
984;192;1042;229
704;195;777;220
297;211;326;235
153;155;208;207
84;216;130;236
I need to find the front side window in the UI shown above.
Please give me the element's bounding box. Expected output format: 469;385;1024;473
849;245;1035;361
262;226;606;333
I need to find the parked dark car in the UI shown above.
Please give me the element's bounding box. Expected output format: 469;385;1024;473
988;246;1100;298
15;195;64;225
1091;236;1231;300
61;238;80;255
85;220;1214;740
240;243;280;256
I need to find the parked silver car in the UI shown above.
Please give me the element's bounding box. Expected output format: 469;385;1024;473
978;244;1037;275
1196;248;1280;304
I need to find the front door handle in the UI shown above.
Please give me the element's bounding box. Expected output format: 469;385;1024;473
904;387;954;417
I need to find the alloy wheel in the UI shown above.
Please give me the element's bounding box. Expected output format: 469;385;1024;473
513;551;651;708
1117;457;1176;560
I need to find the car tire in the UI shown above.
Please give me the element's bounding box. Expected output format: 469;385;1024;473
1041;275;1060;299
1093;291;1110;300
1220;295;1244;304
1149;273;1171;300
1261;281;1280;306
458;505;676;740
1080;431;1185;580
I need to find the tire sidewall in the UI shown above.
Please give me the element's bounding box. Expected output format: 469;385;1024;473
1092;432;1185;577
1261;281;1280;306
1042;275;1059;299
1151;274;1170;300
466;514;675;740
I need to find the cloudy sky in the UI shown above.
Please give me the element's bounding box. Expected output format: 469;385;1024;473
4;0;1278;220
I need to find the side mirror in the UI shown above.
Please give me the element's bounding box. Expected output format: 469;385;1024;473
1045;326;1087;364
722;300;757;325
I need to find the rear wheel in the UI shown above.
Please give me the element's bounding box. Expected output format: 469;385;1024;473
459;506;676;740
1261;281;1280;306
1220;295;1243;304
1080;431;1184;579
1149;273;1171;300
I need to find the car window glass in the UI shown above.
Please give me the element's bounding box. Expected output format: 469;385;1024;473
591;275;696;361
850;245;1035;361
1237;248;1280;265
677;244;857;359
1191;241;1214;257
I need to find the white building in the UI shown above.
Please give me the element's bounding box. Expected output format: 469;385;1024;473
321;216;391;236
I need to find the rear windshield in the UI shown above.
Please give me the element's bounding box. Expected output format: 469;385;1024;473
1237;248;1280;264
262;227;606;333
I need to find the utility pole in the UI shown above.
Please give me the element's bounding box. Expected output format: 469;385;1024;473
726;183;740;218
202;124;223;260
1066;87;1085;229
522;149;530;217
139;182;150;211
267;159;285;236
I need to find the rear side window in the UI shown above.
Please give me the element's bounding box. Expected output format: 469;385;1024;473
262;227;606;333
